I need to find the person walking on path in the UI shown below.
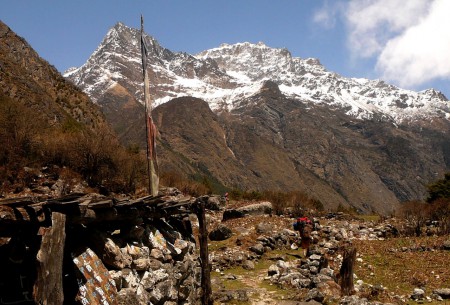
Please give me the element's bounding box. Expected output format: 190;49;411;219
293;215;313;257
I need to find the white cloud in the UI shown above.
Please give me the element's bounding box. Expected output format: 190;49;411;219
345;0;429;58
376;0;450;87
315;0;450;89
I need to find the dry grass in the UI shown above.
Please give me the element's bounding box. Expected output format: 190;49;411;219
353;235;450;300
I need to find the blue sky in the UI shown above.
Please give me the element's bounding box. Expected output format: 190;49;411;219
1;0;449;98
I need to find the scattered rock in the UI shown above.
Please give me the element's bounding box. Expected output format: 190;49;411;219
305;288;324;302
268;264;279;276
256;222;274;234
411;288;425;300
433;288;450;299
249;243;265;255
443;239;450;250
242;260;255;270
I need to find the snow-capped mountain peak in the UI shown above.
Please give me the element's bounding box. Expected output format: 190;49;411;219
64;23;449;123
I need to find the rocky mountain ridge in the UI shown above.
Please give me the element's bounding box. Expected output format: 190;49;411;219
65;22;449;123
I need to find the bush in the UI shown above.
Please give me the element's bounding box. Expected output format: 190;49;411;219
397;199;450;236
0;94;150;195
159;171;210;197
225;189;323;216
427;173;450;203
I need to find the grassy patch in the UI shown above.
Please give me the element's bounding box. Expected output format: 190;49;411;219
208;237;237;252
268;248;304;261
211;256;298;303
258;280;293;299
357;214;381;222
353;236;450;299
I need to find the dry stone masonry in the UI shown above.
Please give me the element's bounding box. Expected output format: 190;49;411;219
0;189;202;305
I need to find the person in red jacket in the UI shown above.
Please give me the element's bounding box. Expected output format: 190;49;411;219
293;216;313;257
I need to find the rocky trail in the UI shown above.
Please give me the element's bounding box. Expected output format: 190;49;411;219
205;197;450;305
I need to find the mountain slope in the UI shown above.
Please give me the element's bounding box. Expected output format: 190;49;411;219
64;22;450;213
0;21;137;194
0;21;105;128
223;81;448;213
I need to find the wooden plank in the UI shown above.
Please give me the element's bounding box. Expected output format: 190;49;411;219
73;248;118;305
88;199;114;209
34;212;66;305
115;195;163;207
0;193;192;228
193;197;213;305
159;199;192;210
51;192;86;202
0;196;37;207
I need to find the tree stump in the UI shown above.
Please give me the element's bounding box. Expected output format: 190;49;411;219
340;245;356;296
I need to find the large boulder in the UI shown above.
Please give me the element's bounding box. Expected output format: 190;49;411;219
222;201;273;221
222;209;246;221
434;288;450;299
238;201;272;216
209;224;233;241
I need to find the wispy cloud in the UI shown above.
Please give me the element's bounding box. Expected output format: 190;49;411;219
314;0;450;89
313;1;343;30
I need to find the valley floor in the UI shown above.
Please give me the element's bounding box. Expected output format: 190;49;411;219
205;200;450;305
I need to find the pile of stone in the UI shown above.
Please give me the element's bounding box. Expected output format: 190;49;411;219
249;229;298;256
1;165;88;198
91;220;200;305
317;221;399;242
266;252;340;303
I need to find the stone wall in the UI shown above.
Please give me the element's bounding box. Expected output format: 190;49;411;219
0;191;202;305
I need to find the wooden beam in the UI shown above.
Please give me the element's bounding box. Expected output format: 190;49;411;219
0;194;193;233
193;197;213;305
340;245;356;296
33;212;66;305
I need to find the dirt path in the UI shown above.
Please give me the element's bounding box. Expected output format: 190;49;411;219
236;265;306;305
239;269;277;305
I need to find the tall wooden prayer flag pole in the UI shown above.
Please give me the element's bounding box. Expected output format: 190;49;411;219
140;15;159;196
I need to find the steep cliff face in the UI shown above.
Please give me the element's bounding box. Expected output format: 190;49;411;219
63;22;450;213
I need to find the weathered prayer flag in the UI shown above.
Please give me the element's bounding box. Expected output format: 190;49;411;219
141;15;159;196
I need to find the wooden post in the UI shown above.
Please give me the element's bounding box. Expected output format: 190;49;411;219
34;212;66;305
340;245;356;296
193;197;213;305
